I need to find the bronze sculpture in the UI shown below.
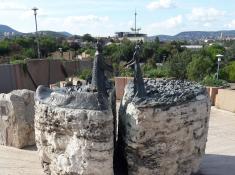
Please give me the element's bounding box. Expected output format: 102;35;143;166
91;40;113;97
125;41;146;98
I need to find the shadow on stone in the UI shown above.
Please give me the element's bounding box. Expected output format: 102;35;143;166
197;154;235;175
22;145;38;151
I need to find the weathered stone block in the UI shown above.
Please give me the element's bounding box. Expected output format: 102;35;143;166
35;86;114;175
118;79;211;175
0;89;35;148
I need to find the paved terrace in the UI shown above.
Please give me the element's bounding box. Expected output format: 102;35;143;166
0;107;235;175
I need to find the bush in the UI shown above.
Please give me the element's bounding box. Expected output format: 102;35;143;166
201;75;229;87
10;54;26;64
143;67;168;78
10;59;26;65
78;69;92;80
119;67;133;77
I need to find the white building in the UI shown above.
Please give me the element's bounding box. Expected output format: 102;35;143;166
115;32;147;42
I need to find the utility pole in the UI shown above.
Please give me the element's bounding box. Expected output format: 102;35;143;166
32;7;41;59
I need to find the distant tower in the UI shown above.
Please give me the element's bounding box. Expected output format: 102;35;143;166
131;10;141;37
32;7;41;58
220;32;223;40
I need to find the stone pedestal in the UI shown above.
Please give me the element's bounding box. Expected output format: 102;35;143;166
35;86;114;175
119;79;211;175
0;90;35;148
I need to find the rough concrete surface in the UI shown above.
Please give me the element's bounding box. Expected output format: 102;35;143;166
0;107;235;175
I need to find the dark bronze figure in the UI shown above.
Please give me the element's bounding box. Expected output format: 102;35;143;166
91;40;113;97
125;41;146;98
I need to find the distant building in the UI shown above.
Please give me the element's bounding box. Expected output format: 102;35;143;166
204;39;215;43
3;32;15;37
77;52;92;61
115;32;147;42
181;45;203;49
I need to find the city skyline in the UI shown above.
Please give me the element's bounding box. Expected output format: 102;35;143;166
1;0;235;36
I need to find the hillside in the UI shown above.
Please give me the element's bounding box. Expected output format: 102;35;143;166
0;24;21;38
25;31;73;38
0;24;72;39
149;30;235;41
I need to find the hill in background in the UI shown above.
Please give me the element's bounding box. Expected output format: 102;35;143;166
150;30;235;41
0;24;73;39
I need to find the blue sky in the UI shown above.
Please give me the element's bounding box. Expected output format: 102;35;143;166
1;0;235;36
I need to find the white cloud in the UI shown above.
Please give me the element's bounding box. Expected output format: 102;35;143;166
226;20;235;28
145;15;182;35
146;0;175;10
149;15;182;28
203;22;212;27
20;9;49;20
38;15;112;36
187;7;225;23
0;1;27;10
64;15;109;26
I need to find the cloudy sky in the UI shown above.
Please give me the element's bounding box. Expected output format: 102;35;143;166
0;0;235;36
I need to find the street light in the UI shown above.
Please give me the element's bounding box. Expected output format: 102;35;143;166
32;7;41;59
216;54;223;80
59;48;63;58
163;55;167;63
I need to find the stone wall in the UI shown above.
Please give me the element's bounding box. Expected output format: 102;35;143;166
0;90;35;148
35;94;114;175
118;80;211;175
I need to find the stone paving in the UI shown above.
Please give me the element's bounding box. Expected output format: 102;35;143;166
0;146;43;175
198;107;235;175
0;107;234;175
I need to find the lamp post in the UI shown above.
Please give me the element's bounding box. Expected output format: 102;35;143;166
59;48;63;58
163;55;166;63
32;7;41;59
216;54;223;80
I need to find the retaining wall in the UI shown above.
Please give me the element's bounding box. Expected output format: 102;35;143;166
0;59;92;93
215;89;235;112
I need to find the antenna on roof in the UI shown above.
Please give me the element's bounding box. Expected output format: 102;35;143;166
130;9;141;37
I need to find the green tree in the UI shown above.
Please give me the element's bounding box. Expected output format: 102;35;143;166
40;36;57;57
166;50;192;79
23;48;37;58
0;40;10;55
204;44;225;60
187;55;213;81
82;34;96;42
14;37;35;48
221;61;235;82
